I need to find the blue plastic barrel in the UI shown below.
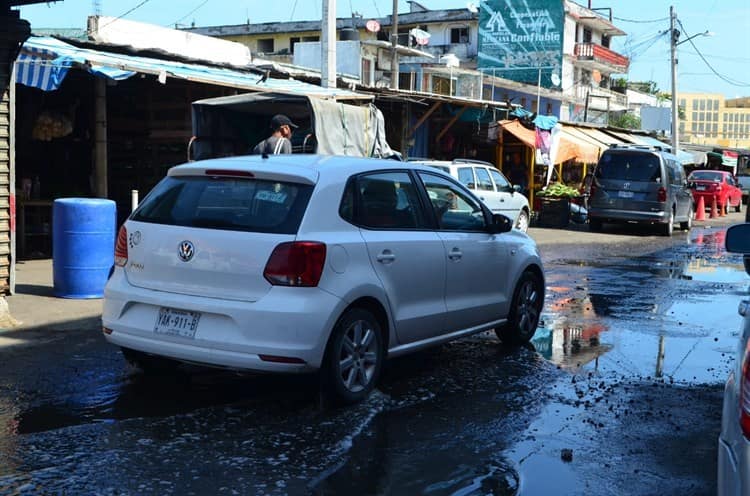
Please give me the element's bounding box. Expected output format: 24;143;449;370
52;198;116;299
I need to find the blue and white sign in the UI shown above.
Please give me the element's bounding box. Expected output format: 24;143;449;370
478;0;564;89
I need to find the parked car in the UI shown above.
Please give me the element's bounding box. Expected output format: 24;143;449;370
718;221;750;496
102;155;545;404
736;174;750;205
408;158;531;232
688;170;743;214
587;145;693;236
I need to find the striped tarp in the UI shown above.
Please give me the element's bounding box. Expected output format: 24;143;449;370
15;37;135;91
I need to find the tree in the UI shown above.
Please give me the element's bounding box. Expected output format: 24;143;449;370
609;112;642;129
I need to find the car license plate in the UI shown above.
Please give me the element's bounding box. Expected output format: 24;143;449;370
154;307;201;339
696;185;706;191
618;191;634;198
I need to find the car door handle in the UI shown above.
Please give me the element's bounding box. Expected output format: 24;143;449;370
448;248;462;261
376;250;396;264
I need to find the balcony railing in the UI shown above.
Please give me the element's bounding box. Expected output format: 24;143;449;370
574;43;629;71
569;84;628;108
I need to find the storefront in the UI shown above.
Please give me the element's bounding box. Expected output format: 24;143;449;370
13;35;366;264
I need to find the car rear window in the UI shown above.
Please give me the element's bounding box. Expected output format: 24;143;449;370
595;152;662;182
131;176;313;234
689;171;722;181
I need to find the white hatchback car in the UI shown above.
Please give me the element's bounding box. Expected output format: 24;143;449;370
102;155;544;404
718;222;750;495
409;159;531;232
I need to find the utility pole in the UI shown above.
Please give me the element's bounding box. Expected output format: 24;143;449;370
670;5;679;155
390;0;399;90
321;0;336;89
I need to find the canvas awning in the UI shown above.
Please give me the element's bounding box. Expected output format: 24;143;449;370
16;36;369;100
556;129;601;163
574;127;627;147
498;119;536;148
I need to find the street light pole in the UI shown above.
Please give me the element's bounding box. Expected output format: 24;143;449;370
390;0;399;90
670;5;679;155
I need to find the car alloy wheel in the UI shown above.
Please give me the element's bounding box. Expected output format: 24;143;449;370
496;271;543;345
662;211;674;237
515;210;529;232
324;308;383;404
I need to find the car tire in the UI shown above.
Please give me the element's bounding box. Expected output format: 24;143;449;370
680;208;693;231
515;209;530;232
661;211;674;237
322;307;384;405
495;270;543;345
121;347;181;374
589;218;602;232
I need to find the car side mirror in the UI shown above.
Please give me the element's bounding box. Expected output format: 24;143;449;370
726;224;750;254
512;184;522;194
489;213;513;234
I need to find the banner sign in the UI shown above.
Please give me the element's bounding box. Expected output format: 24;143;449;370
478;0;564;89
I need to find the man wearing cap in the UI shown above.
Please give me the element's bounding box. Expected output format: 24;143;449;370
252;114;298;155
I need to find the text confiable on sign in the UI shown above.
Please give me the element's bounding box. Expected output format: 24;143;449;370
478;0;564;88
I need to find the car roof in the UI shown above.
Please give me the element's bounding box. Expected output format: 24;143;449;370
168;154;445;184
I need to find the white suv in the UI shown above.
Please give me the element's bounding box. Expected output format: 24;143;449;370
102;155;544;404
409;159;531;232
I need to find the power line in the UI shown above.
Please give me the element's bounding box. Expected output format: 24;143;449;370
290;0;298;21
677;19;750;87
371;0;382;17
99;0;154;29
613;15;668;24
172;0;209;27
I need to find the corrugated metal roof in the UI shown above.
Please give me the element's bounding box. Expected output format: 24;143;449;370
16;36;370;100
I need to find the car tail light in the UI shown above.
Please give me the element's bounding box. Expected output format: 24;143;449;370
115;225;128;267
741;340;750;439
264;241;326;287
657;187;667;202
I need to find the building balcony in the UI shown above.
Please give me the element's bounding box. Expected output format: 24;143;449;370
573;43;629;73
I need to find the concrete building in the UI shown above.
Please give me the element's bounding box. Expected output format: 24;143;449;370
185;1;630;122
678;93;750;148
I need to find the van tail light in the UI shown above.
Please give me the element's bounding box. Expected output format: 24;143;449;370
264;242;326;287
115;225;128;267
740;340;750;439
657;187;667;202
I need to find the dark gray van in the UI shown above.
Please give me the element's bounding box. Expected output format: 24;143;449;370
588;146;693;236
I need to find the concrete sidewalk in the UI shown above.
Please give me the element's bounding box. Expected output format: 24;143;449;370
5;259;102;332
1;208;742;333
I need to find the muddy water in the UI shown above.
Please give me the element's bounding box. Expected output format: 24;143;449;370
0;226;741;495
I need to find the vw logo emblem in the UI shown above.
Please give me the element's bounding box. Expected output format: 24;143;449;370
178;240;195;262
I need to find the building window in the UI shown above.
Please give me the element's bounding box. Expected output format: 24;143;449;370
692;112;698;122
698;123;705;133
680;99;686;108
257;38;274;53
714;99;720;109
699;99;706;111
601;34;610;48
714;112;719;122
692;100;698;110
289;37;300;53
302;36;319;42
699;112;705;121
679;122;685;133
691;122;697;132
723;123;727;133
450;26;469;44
713;123;718;134
582;28;592;43
707;100;713;111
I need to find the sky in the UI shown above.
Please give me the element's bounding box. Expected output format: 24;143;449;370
15;0;750;98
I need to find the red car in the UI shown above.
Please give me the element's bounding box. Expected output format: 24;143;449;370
688;170;743;214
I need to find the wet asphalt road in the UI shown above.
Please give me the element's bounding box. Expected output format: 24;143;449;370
0;225;743;495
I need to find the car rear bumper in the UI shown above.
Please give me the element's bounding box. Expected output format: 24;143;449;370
718;436;744;496
102;270;347;372
693;191;728;205
587;207;668;224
